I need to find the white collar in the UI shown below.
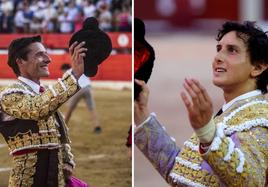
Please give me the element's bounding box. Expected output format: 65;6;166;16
222;90;262;112
18;76;41;94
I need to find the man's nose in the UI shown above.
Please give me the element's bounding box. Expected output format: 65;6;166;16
214;52;224;64
44;54;52;64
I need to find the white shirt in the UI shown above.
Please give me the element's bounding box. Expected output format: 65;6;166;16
18;73;90;94
18;76;42;94
14;10;26;27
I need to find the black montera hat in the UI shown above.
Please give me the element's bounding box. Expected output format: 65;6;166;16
69;17;112;77
134;18;155;100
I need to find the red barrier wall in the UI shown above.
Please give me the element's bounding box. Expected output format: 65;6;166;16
0;54;131;81
0;33;132;49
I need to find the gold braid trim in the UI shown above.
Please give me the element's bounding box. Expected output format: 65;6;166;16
227;104;268;126
204;138;250;186
170;162;219;187
58;148;66;187
169;135;219;187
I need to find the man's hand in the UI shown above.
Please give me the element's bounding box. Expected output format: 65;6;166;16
69;41;87;79
63;163;73;182
180;78;213;130
134;79;150;125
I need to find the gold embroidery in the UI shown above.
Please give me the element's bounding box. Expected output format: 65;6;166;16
7;131;60;154
9;152;37;187
170;96;268;186
227;103;268;126
171;163;219;186
1;74;78;121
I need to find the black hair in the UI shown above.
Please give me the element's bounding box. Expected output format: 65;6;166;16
7;35;42;76
216;21;268;93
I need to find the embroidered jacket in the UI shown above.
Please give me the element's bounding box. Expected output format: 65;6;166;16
135;94;268;186
0;71;79;186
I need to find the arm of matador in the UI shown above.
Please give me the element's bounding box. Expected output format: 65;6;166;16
202;121;268;186
135;113;181;181
0;71;79;120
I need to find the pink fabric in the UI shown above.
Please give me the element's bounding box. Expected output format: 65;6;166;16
65;176;89;187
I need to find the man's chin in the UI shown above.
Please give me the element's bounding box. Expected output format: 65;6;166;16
40;72;50;77
212;79;224;88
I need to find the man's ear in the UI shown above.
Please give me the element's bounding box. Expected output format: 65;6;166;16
16;58;23;65
251;63;268;77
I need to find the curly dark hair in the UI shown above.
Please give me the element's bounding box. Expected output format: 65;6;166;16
8;35;42;76
216;21;268;94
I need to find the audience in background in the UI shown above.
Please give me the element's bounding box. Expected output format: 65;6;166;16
0;0;132;33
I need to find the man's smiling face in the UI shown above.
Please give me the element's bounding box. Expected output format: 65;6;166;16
18;42;52;81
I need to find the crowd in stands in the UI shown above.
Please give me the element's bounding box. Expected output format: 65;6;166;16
0;0;132;33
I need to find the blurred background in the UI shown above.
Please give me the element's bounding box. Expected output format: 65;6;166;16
0;0;132;187
134;0;268;186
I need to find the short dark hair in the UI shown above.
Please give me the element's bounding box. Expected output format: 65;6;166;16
216;21;268;94
60;63;71;71
8;35;42;76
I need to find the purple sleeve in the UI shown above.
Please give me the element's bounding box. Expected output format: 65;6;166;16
135;115;180;180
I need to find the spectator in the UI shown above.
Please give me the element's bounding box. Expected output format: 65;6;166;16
83;0;96;18
98;1;112;31
0;0;131;33
65;0;79;26
0;10;13;33
29;16;42;33
42;2;58;33
0;0;14;13
14;4;26;33
58;10;73;33
115;5;131;31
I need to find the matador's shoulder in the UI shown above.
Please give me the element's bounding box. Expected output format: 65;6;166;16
0;81;35;99
214;95;268;136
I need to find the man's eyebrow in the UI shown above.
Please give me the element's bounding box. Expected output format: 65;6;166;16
217;43;240;49
226;44;240;48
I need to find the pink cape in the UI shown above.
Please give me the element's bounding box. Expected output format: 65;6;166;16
65;176;89;187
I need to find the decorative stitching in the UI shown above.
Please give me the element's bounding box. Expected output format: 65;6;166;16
235;148;245;173
224;118;268;135
48;85;57;97
184;141;199;151
169;172;207;187
10;143;60;155
210;137;222;151
223;137;235;161
223;100;268;124
0;88;34;99
175;157;201;170
58;78;67;91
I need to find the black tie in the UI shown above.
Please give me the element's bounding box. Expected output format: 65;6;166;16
39;86;45;93
214;108;223;117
